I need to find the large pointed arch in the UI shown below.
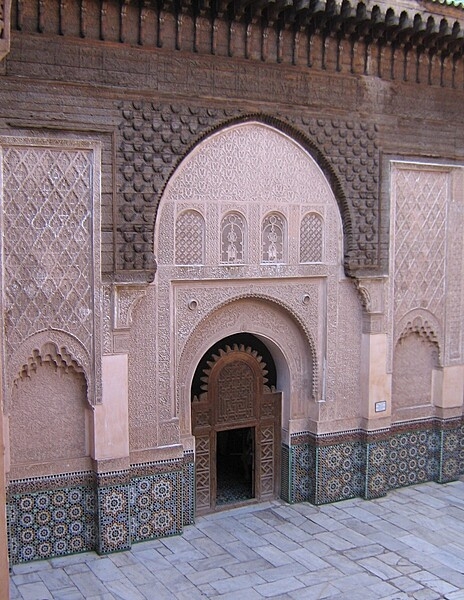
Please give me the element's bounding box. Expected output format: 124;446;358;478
154;115;351;273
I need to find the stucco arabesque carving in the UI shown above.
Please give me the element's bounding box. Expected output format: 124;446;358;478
118;103;380;276
176;288;319;402
1;136;103;408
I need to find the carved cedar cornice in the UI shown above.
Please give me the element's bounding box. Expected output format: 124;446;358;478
11;0;464;58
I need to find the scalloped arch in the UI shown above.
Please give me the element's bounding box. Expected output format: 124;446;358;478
396;310;443;364
177;294;319;438
6;329;92;411
196;343;270;399
181;293;318;395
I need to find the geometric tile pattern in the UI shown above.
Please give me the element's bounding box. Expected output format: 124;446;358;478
290;442;316;504
7;420;464;564
280;444;291;503
459;422;464;476
130;471;182;543
365;439;391;500
7;485;96;565
96;485;131;555
439;426;462;483
386;430;440;490
286;423;460;507
316;441;365;504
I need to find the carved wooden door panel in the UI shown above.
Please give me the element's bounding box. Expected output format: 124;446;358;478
191;399;212;515
213;356;257;426
192;345;281;514
257;392;281;501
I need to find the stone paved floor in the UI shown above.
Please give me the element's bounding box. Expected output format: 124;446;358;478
9;480;464;600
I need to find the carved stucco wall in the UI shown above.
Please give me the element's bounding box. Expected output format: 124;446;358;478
118;105;381;278
390;161;464;416
0;137;102;476
125;122;363;452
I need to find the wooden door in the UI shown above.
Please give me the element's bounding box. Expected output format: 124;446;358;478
192;344;281;515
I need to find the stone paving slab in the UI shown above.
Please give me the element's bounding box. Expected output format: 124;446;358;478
9;480;464;599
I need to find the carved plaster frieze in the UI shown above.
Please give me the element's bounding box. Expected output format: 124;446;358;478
102;285;113;355
174;280;322;395
158;420;181;447
390;161;463;369
114;285;147;330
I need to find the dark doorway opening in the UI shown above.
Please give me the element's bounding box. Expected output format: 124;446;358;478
216;427;255;506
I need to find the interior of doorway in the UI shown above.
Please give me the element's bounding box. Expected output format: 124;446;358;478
216;427;255;506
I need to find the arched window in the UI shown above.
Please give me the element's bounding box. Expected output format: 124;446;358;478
261;213;286;264
300;213;323;263
220;212;246;264
175;210;205;265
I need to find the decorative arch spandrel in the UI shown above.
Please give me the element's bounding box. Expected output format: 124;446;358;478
177;297;318;438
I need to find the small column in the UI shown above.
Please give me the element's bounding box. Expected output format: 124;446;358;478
0;367;9;599
94;353;131;554
435;365;464;483
356;278;392;499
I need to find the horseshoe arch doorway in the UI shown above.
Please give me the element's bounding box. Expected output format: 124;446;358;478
191;333;282;515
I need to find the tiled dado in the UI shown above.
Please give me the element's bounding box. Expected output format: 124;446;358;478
7;456;190;564
281;441;316;504
284;418;464;506
7;472;97;565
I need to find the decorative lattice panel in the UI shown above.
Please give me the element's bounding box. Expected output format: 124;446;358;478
221;212;246;264
260;424;275;498
217;361;255;423
1;137;101;403
393;167;448;321
194;435;211;513
300;213;323;263
262;213;285;263
175;210;205;265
